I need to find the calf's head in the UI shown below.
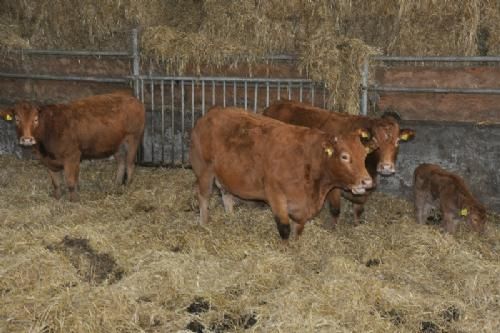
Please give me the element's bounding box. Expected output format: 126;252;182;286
1;102;41;146
323;128;373;195
370;114;415;176
460;204;487;234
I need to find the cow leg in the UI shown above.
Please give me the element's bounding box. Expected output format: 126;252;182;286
47;169;63;200
267;191;291;240
196;170;214;225
326;189;342;229
123;134;141;185
351;194;369;225
114;145;127;185
63;156;81;202
214;179;235;214
442;213;457;234
293;219;307;239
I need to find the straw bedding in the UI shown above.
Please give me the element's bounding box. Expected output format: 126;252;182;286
0;155;498;332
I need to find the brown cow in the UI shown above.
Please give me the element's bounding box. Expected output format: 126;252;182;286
189;106;373;240
413;163;486;234
0;92;145;201
263;100;415;227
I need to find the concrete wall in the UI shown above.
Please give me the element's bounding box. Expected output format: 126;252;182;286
378;120;500;212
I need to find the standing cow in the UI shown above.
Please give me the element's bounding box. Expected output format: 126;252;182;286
263;100;415;227
190;106;373;240
0;92;145;201
414;163;486;234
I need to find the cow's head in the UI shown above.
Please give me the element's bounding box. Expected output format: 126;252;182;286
461;204;487;234
2;102;41;146
370;113;415;176
323;128;373;195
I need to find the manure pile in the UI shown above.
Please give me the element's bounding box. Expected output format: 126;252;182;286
0;155;499;333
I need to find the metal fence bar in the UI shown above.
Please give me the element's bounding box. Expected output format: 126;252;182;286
181;80;185;164
223;81;226;107
299;82;303;102
233;81;237;106
191;80;195;129
16;49;130;57
311;83;315;106
150;79;155;162
254;82;258;113
212;80;215;106
131;29;140;98
369;86;500;94
161;81;165;164
202;80;206;115
266;82;270;107
171;80;175;165
288;81;292;100
277;81;281;100
372;55;500;62
0;72;127;83
244;81;248;110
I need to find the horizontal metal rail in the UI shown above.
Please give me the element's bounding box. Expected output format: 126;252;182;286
13;49;131;58
134;75;314;84
369;86;500;95
0;72;128;83
372;56;500;62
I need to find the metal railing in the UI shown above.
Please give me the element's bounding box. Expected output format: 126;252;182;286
136;75;326;166
0;29;327;166
360;55;500;115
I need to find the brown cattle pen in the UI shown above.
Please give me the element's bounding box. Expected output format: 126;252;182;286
1;1;499;333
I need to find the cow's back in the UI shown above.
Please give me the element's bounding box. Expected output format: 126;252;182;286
42;93;145;158
191;107;323;201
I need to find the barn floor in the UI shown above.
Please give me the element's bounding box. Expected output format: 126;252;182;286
0;155;499;333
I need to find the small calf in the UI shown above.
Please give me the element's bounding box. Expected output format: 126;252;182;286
413;163;486;234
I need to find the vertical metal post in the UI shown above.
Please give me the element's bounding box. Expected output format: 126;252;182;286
266;82;270;107
311;83;315;106
244;81;248;110
202;80;205;116
254;82;258;113
211;80;215;106
171;80;175;165
181;80;185;164
150;79;154;163
233;81;237;106
299;82;303;102
277;81;281;100
223;81;226;108
161;80;165;165
131;28;140;98
191;80;195;128
361;57;369;115
288;81;292;100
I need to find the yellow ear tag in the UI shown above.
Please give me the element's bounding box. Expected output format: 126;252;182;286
5;114;12;121
325;147;333;157
460;208;468;217
361;131;369;138
400;133;409;141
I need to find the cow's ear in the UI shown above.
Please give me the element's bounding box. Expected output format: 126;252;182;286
399;128;415;142
0;108;14;122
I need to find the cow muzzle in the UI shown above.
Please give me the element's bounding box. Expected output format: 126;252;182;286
377;162;396;176
19;136;36;146
351;176;373;194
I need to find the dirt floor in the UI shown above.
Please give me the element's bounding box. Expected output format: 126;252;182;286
0;155;499;333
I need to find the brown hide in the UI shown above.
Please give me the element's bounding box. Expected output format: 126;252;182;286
189;106;372;240
4;92;145;201
263;100;415;227
413;163;486;234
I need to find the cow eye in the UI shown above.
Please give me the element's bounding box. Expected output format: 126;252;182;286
340;153;350;162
